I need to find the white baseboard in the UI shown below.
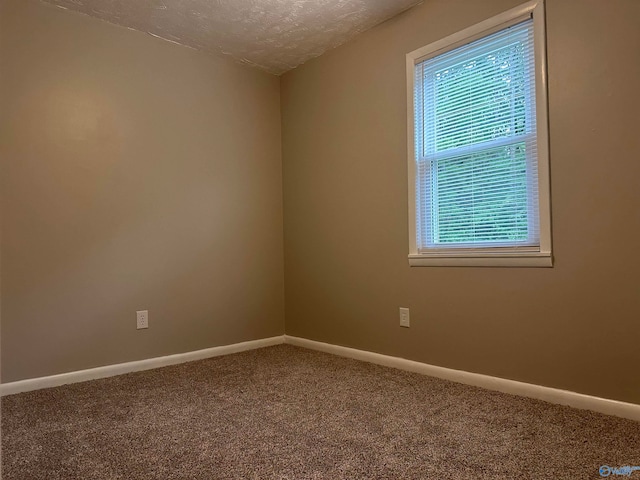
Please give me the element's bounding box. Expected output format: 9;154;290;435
284;335;640;422
1;336;285;396
4;334;638;423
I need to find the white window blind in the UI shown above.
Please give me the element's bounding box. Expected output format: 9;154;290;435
414;19;540;253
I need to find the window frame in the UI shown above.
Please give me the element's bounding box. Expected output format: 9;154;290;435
406;0;552;267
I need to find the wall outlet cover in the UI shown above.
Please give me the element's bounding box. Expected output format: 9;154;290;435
136;310;149;329
399;307;410;328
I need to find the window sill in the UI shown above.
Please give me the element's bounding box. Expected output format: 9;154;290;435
408;252;552;267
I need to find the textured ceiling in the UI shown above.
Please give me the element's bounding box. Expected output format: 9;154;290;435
43;0;422;75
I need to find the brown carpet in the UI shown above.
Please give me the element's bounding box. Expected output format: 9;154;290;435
2;345;639;479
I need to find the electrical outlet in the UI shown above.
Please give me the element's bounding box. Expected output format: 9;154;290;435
136;310;149;329
399;307;410;328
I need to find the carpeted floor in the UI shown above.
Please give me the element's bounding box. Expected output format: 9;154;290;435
2;345;639;479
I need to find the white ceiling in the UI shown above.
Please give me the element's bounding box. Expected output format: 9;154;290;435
43;0;422;75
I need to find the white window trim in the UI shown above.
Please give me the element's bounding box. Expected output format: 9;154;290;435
406;0;552;268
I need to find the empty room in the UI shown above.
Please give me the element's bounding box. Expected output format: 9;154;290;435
1;0;639;478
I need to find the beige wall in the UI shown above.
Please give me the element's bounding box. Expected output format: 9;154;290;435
0;0;284;382
1;0;639;406
281;0;640;404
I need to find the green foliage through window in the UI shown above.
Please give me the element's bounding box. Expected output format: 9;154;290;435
415;19;538;248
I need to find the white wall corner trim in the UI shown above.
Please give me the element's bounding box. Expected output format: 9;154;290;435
284;336;640;423
0;336;285;396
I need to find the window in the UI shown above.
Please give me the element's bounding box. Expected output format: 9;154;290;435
406;0;551;267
